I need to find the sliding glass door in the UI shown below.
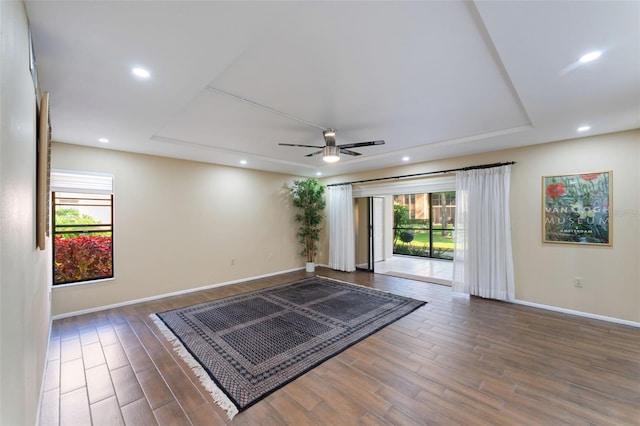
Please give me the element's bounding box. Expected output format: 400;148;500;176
393;191;455;260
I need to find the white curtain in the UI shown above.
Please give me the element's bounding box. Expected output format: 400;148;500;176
328;184;356;272
452;165;515;301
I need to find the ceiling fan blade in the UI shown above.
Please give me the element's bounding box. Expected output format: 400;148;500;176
281;131;383;159
340;149;361;156
336;140;385;149
278;143;325;148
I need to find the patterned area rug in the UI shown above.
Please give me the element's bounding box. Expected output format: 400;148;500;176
151;276;426;418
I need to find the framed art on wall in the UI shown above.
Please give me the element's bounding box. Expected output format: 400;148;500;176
36;92;51;250
542;171;611;246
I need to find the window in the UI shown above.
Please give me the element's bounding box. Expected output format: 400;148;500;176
393;191;456;260
51;171;114;285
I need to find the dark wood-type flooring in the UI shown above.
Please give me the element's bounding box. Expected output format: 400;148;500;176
39;268;640;425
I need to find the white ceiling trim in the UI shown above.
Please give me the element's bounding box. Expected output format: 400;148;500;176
149;135;312;168
424;125;534;149
206;87;328;131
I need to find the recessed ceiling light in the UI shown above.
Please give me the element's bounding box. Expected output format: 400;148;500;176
577;125;591;132
98;138;109;143
240;160;247;165
316;172;322;176
579;51;601;63
402;156;410;162
132;67;150;78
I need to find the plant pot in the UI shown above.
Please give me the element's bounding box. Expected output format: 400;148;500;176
305;262;315;273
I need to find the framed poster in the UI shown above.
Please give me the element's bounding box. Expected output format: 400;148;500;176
542;171;611;246
36;92;51;250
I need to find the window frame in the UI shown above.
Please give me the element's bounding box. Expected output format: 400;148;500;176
393;191;456;260
50;170;114;286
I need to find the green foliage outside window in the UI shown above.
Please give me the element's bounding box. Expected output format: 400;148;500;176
393;204;409;244
53;207;112;284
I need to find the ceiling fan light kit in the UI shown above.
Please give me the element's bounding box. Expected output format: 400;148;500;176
323;146;340;163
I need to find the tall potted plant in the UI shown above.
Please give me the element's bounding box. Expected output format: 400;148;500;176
290;178;325;272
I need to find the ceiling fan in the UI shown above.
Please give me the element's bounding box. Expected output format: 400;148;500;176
278;129;385;163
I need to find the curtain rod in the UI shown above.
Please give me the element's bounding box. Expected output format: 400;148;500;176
326;161;516;187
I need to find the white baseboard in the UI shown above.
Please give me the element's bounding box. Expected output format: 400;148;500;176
36;318;54;426
512;299;640;328
51;267;304;320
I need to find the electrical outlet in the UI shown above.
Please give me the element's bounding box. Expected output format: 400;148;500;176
574;277;584;288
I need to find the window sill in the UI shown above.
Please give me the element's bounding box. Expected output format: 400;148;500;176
52;277;115;289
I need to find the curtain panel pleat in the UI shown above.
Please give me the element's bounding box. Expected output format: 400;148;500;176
452;165;515;301
328;185;356;272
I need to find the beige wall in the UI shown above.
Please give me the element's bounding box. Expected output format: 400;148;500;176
0;1;52;424
321;130;640;323
510;131;638;322
51;130;639;323
51;144;303;316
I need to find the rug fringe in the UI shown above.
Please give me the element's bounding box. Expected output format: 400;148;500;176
149;314;239;420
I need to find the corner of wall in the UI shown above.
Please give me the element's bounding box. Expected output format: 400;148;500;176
0;1;52;424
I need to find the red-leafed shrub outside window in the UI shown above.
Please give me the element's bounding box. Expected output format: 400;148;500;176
51;171;113;285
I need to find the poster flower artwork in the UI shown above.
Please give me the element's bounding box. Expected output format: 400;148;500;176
542;171;611;245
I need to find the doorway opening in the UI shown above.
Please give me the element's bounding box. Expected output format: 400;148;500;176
353;191;455;284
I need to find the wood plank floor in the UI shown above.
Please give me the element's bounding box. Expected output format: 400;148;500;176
40;268;640;425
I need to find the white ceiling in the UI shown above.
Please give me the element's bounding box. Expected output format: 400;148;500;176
25;1;640;177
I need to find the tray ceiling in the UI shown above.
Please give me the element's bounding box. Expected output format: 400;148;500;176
26;1;639;176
